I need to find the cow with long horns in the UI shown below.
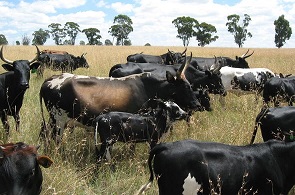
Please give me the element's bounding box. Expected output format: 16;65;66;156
39;54;201;144
0;46;40;134
190;49;254;71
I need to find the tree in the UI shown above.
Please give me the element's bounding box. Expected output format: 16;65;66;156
109;14;133;46
16;41;20;45
226;14;252;48
0;34;8;45
22;34;31;45
48;23;65;45
105;39;113;46
172;16;197;47
80;40;85;45
124;39;132;46
32;28;50;45
64;22;80;45
274;15;292;48
82;28;102;45
194;22;219;47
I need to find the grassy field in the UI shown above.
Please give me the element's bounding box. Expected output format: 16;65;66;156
0;45;294;194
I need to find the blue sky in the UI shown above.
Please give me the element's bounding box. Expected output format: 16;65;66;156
1;0;294;48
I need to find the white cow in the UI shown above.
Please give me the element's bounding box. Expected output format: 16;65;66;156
220;66;275;96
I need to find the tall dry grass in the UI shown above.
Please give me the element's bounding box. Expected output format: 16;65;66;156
0;45;294;194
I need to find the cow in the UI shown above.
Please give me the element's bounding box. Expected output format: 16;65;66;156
0;142;53;195
137;139;295;195
250;106;295;144
262;76;295;107
127;48;186;65
194;89;211;111
220;66;275;96
37;52;89;77
93;99;188;162
39;56;201;144
109;55;226;96
190;49;254;71
0;45;41;135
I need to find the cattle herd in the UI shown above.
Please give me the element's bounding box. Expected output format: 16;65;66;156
0;45;294;194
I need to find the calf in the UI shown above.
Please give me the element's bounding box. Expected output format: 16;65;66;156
263;76;295;106
0;142;53;195
250;106;295;144
93;99;188;162
137;139;295;195
0;45;40;134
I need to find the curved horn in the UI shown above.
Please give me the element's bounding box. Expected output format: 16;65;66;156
28;45;41;63
243;50;254;59
210;56;222;74
240;49;249;58
176;52;191;79
0;46;13;64
181;47;187;55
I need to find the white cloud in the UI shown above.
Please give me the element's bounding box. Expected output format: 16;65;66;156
111;2;134;13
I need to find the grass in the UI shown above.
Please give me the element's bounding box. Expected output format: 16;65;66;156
0;45;294;194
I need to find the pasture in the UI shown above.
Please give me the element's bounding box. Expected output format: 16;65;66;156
0;45;294;194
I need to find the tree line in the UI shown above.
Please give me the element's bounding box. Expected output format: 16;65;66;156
0;14;292;48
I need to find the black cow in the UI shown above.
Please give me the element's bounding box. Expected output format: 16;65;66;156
109;55;226;96
137;139;295;195
194;89;211;111
250;106;295;144
39;56;201;144
190;49;254;71
127;48;186;65
37;51;89;77
263;76;295;106
0;45;41;135
0;142;53;195
93;99;188;162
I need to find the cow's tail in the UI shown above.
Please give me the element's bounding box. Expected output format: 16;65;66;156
39;90;47;140
135;144;167;195
250;106;268;144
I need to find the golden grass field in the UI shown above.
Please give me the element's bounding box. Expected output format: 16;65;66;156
0;45;294;194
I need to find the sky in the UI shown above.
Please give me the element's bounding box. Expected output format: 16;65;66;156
0;0;294;48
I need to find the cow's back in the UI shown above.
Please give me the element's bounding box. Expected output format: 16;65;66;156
151;139;288;195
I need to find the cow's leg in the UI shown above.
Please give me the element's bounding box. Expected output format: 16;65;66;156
1;111;9;135
13;113;20;132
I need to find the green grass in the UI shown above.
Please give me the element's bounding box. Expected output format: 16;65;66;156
0;45;294;194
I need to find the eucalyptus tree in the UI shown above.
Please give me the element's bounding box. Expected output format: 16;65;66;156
226;14;252;48
109;14;133;46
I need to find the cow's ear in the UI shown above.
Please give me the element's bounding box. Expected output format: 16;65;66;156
205;71;212;77
166;71;176;83
2;64;14;71
30;62;41;70
37;155;53;168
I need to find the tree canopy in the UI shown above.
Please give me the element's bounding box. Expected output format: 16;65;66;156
64;22;81;45
82;28;102;45
274;15;292;48
172;16;197;46
109;14;133;46
194;22;219;47
226;14;252;48
32;28;50;45
48;23;65;45
0;34;8;45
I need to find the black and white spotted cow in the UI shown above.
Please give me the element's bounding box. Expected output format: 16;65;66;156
137;139;295;195
220;66;275;96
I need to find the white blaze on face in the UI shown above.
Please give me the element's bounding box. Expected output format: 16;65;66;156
182;173;201;195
